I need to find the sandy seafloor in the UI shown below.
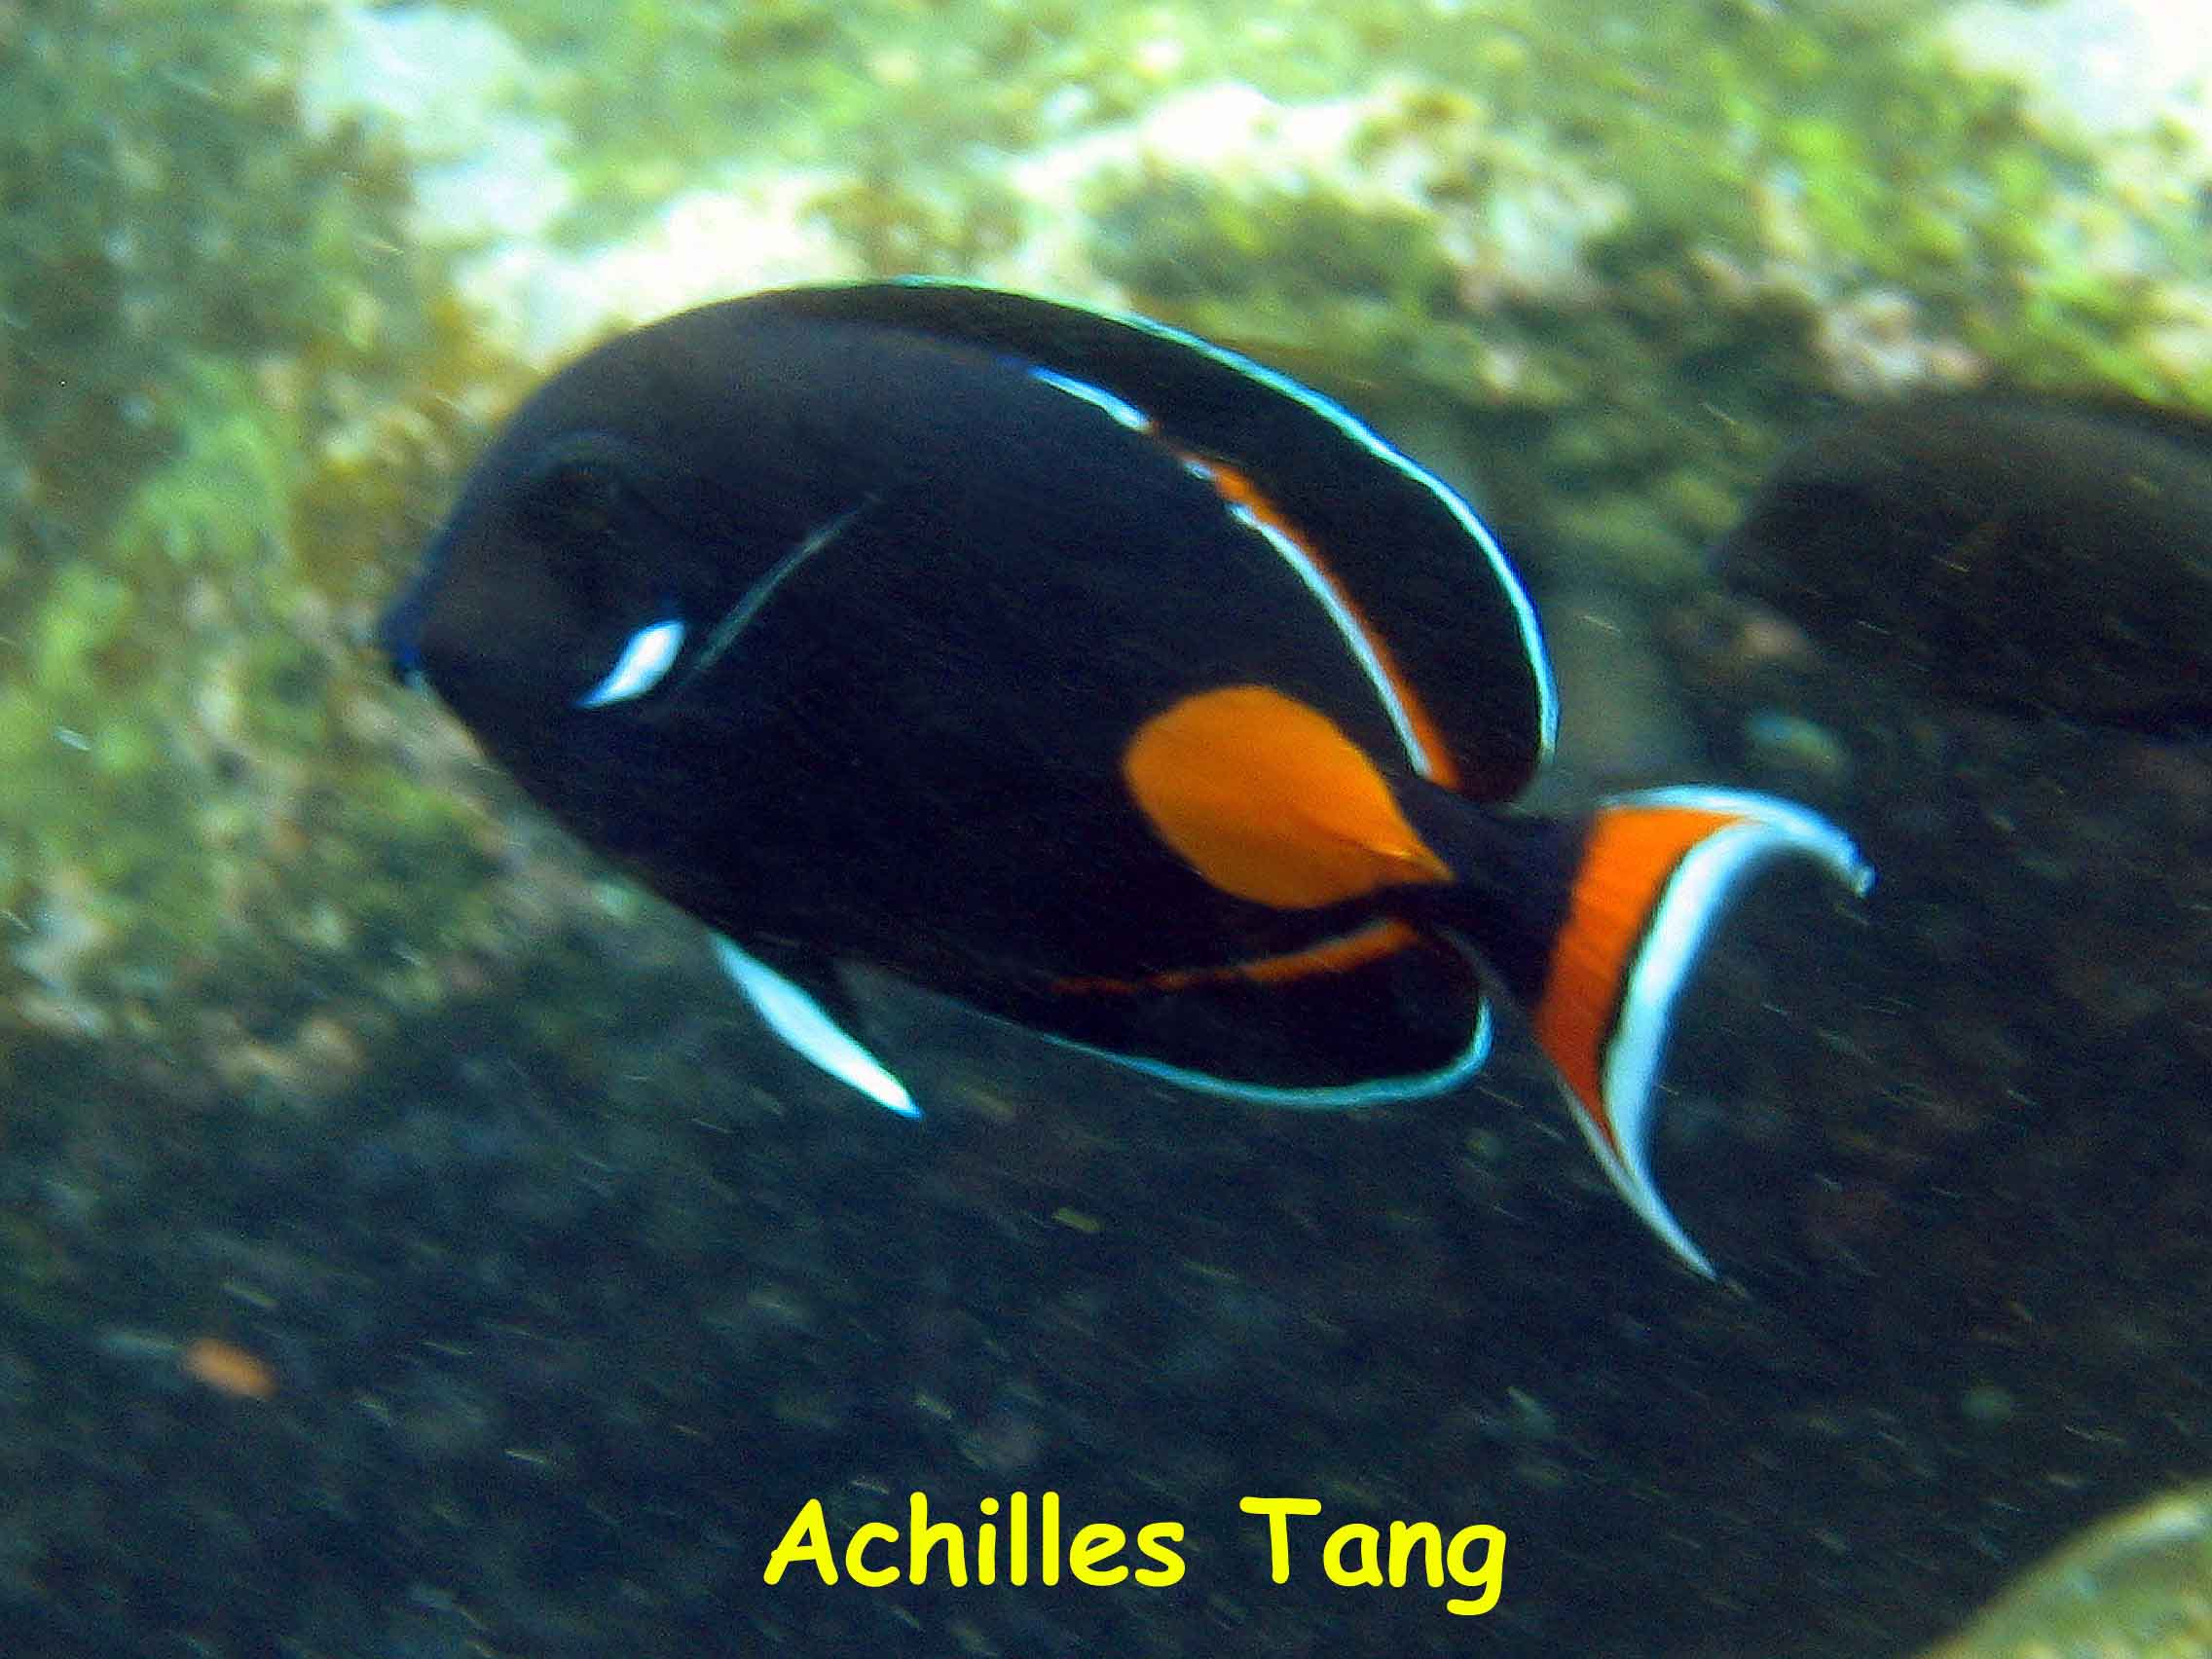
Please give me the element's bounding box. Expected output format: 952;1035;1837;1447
1;1;2209;1655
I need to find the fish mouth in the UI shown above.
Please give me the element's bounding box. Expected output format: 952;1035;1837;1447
376;572;431;688
378;527;455;688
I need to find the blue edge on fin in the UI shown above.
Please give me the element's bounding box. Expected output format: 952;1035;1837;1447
713;936;1495;1116
717;785;1874;1282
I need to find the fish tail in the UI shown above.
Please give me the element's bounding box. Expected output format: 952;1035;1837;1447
1418;786;1871;1275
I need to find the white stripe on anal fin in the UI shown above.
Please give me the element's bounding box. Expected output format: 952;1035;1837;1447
711;936;919;1118
1037;998;1493;1109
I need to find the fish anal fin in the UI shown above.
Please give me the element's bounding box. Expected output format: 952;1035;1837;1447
1038;928;1493;1107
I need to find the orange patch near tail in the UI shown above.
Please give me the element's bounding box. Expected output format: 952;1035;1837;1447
1124;685;1452;909
1530;803;1740;1147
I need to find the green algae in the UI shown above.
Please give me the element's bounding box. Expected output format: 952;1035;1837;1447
1922;1483;2212;1659
107;358;298;577
1;3;421;546
1091;177;1456;313
462;0;2212;586
0;1;534;1093
1035;27;2004;576
811;165;1027;280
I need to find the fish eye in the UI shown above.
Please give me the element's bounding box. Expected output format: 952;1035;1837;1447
517;441;636;532
509;436;673;577
576;616;687;709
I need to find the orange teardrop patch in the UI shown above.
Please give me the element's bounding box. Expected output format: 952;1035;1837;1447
1124;685;1452;908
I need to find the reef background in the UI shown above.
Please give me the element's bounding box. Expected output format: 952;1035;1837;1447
1;1;2207;1654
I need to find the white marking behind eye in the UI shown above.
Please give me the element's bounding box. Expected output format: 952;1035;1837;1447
1028;366;1153;431
576;617;685;709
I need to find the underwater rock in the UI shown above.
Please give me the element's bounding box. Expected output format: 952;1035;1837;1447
1534;587;1698;791
1921;1481;2212;1659
1946;0;2212;141
299;4;571;243
1714;393;2212;734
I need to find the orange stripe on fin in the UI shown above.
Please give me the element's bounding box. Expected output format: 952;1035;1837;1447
1124;685;1452;909
1529;787;1872;1277
1054;919;1420;996
1184;453;1461;789
1530;804;1739;1154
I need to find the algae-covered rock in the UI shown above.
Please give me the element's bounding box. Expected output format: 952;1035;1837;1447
0;2;559;1104
1714;392;2212;734
1922;1483;2212;1659
323;0;2212;606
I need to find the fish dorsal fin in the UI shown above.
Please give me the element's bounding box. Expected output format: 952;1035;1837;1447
1124;684;1451;908
742;279;1556;800
711;936;919;1118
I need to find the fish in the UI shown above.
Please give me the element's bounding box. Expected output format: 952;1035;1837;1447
1714;392;2212;734
382;278;1871;1276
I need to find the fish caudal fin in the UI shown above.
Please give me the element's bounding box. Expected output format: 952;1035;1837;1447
1529;789;1872;1276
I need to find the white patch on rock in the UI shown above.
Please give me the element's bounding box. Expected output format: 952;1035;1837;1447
457;174;863;362
299;6;573;244
1945;0;2212;141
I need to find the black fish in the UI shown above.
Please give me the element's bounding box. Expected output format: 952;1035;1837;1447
383;279;1870;1274
1714;393;2212;733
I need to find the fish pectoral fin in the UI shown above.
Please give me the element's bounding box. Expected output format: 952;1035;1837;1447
710;935;920;1119
1529;789;1872;1278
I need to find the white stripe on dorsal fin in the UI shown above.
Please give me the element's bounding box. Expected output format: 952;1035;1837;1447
883;276;1560;768
711;936;919;1118
1027;365;1152;431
